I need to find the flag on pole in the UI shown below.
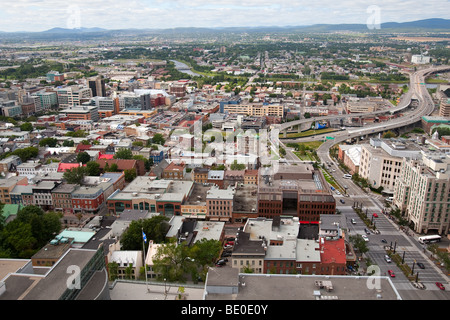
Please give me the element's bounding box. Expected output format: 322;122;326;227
142;231;147;243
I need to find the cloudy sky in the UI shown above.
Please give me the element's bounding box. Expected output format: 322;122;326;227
0;0;448;32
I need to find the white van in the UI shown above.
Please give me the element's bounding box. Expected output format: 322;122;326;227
386;197;394;202
343;174;352;179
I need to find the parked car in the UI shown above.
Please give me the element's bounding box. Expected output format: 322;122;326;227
387;270;395;277
364;228;370;235
417;262;425;269
216;259;226;266
384;255;392;263
226;241;234;246
436;282;445;290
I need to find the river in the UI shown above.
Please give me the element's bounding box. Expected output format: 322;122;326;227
170;60;203;77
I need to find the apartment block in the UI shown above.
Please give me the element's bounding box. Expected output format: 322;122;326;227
394;153;450;235
359;138;421;194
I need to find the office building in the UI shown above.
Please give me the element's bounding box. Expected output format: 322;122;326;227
257;164;335;222
57;86;92;108
88;77;107;97
60;105;99;122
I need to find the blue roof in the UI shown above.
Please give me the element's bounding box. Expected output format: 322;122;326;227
57;229;96;243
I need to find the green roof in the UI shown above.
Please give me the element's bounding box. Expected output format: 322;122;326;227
1;204;22;219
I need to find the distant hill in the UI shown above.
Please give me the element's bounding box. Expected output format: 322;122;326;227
0;18;449;40
42;27;107;33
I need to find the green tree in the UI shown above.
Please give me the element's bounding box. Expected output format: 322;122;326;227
120;216;170;251
1;220;37;258
114;148;133;160
152;133;166;145
230;160;246;170
76;151;91;164
189;239;221;267
20;122;33;132
39;137;58;147
382;130;396;139
106;163;118;172
349;234;369;255
63;166;87;184
124;168;137;182
153;241;195;283
63;140;75;147
86;161;101;176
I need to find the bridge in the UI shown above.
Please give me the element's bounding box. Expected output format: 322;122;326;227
276;65;450;135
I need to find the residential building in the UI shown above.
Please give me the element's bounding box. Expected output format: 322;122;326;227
10;185;33;205
52;183;78;214
162;162;186;180
394;152;450;235
232;229;266;273
206;186;235;221
71;181;112;214
411;54;431;64
0;176;28;204
17;161;42;177
439;96;450;118
96;159;146;176
192;167;209;184
208;170;225;188
337;145;361;175
32;181;61;210
108;250;143;280
0;155;22;173
244;169;258;185
359;138;422;194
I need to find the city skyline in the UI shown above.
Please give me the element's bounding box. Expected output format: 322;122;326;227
0;0;449;32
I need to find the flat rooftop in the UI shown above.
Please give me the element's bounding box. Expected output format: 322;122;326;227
205;272;401;300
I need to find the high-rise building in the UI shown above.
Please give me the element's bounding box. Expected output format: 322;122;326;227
439;96;450;118
31;90;58;111
359;138;422;194
88;77;107;97
57;86;92;108
394;153;450;235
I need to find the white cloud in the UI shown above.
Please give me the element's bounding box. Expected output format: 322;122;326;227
0;0;448;31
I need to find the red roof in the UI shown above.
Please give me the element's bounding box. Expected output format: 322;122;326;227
320;238;347;265
98;153;114;160
58;163;81;172
75;144;92;153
